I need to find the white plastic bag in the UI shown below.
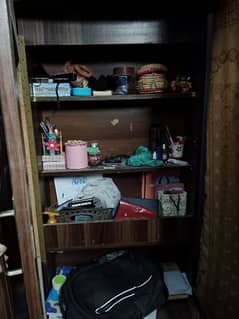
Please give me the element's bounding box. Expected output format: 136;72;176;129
79;177;121;209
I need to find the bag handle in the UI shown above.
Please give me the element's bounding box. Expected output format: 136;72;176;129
169;194;181;213
156;175;171;185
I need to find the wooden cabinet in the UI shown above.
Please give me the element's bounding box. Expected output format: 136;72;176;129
0;1;212;318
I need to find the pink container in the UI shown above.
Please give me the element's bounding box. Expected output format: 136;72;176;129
65;140;88;169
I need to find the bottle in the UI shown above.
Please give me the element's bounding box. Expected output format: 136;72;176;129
87;143;101;166
162;143;168;163
149;125;161;153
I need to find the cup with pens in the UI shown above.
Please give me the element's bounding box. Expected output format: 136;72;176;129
40;118;63;157
165;126;184;159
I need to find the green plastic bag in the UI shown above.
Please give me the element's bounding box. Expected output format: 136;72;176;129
127;146;163;167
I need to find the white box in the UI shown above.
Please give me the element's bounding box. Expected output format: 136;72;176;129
30;82;71;97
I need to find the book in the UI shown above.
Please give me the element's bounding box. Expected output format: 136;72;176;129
144;309;157;319
161;262;192;300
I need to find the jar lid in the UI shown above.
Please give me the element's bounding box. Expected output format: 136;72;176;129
87;146;100;154
65;140;87;146
113;66;135;75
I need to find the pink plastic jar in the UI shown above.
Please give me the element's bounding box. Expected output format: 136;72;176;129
65;140;88;169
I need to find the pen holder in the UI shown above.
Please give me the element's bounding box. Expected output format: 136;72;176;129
170;142;184;159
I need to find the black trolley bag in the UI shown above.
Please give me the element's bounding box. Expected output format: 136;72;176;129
60;251;168;319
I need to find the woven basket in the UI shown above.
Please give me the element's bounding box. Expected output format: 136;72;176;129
137;74;168;94
57;208;113;223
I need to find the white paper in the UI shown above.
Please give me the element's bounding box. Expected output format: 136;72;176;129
54;174;102;205
163;271;192;296
144;309;157;319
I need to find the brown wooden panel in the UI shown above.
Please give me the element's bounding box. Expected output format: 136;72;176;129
111;174;142;198
39;106;151;157
17;19;169;45
44;218;193;251
16;14;204;46
44;219;159;251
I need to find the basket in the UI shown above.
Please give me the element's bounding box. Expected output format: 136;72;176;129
136;73;168;94
57;208;113;223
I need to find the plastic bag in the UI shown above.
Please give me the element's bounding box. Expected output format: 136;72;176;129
79;177;121;209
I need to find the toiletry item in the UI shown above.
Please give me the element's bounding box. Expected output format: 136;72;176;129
162;144;168;163
87;143;101;166
52;274;66;292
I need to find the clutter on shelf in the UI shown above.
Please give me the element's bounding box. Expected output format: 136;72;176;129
30;62;194;97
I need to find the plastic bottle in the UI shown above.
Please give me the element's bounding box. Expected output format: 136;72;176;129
162;143;168;163
87;143;101;166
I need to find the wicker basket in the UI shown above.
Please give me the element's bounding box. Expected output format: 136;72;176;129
136;73;168;94
57;208;113;223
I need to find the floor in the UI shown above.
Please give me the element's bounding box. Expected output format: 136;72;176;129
10;275;28;319
157;298;202;319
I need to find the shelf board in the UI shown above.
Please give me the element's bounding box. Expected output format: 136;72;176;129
40;163;190;176
43;217;194;252
32;92;197;103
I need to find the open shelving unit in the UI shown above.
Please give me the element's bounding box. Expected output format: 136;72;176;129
0;2;211;317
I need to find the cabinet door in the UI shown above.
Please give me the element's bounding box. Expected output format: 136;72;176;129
0;0;44;318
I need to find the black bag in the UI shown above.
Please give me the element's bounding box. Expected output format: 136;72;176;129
60;251;168;319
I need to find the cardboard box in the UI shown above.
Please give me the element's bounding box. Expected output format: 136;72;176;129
30;82;71;97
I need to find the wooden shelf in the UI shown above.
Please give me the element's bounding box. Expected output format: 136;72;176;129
44;217;194;252
40;163;190;176
32;92;197;103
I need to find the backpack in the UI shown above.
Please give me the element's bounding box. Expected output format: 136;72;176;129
60;251;168;319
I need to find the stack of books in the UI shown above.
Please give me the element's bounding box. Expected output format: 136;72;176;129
40;155;65;170
161;262;192;300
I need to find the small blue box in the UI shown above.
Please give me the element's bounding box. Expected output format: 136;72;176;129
72;87;92;96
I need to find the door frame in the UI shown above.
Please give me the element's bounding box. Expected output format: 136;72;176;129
0;0;43;318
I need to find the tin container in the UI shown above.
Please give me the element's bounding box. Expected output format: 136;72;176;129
87;142;101;166
113;75;128;95
65;140;88;169
113;66;136;94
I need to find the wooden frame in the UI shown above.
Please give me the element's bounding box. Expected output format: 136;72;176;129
0;0;43;318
